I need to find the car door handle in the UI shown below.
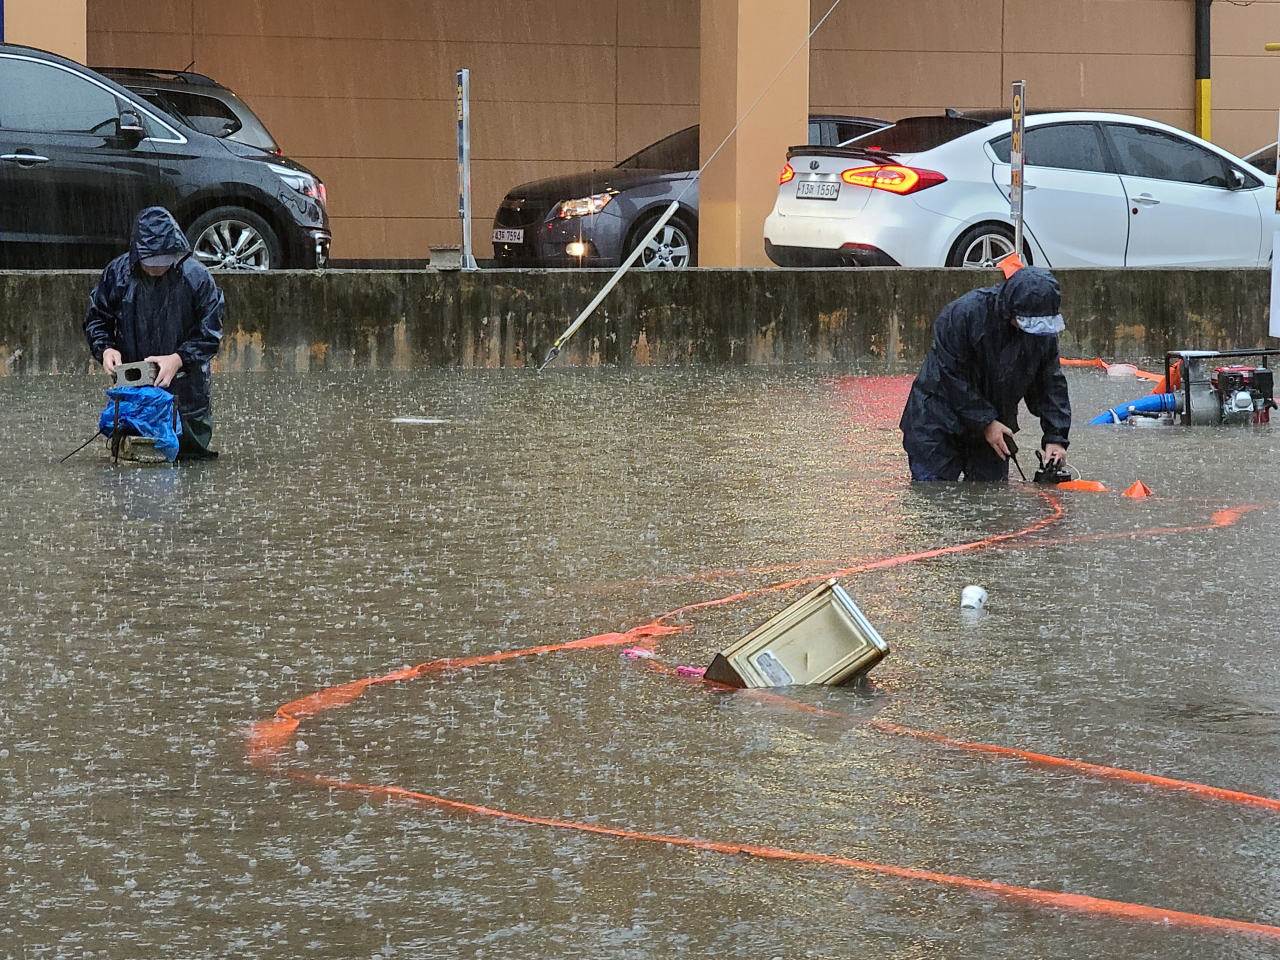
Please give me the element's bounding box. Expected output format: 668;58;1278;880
0;153;51;165
1133;194;1160;205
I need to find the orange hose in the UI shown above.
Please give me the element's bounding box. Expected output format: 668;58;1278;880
245;490;1277;939
259;765;1280;941
872;721;1280;814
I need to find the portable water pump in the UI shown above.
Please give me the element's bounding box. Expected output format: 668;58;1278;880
1168;350;1279;426
1210;366;1274;425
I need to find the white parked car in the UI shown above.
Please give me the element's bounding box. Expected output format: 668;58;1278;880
764;110;1277;269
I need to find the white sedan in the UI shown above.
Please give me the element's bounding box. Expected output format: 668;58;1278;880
763;111;1277;268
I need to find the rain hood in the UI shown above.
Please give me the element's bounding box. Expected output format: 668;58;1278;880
128;206;192;271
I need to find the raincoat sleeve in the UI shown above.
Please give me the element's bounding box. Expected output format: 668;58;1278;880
1024;338;1071;448
930;300;1000;433
83;261;124;363
175;267;225;369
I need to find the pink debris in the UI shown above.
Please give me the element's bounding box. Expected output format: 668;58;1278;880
622;647;655;660
676;666;706;678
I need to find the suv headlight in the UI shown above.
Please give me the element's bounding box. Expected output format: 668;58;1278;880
556;193;612;219
268;162;327;209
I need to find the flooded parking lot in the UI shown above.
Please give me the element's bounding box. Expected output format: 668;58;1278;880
1;367;1278;959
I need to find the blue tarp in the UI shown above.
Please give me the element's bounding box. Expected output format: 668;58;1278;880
98;385;182;461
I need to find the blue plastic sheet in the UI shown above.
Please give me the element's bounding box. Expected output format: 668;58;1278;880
98;385;183;461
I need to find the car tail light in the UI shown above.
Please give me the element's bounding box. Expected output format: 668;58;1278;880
840;165;946;195
779;163;795;184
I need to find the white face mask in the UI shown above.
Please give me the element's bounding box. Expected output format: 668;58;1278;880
1015;314;1065;336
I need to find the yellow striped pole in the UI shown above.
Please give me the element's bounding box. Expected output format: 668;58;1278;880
1195;0;1211;140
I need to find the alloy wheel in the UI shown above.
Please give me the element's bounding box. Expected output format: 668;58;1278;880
960;232;1015;269
193;219;272;271
640;224;691;269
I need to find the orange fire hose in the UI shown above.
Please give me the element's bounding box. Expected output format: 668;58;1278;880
246;488;1280;940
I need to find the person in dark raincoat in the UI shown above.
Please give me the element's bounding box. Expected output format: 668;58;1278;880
84;207;225;460
899;262;1071;481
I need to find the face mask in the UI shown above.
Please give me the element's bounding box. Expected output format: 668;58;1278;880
1015;314;1065;336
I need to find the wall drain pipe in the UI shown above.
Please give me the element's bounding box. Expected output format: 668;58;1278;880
1195;0;1212;141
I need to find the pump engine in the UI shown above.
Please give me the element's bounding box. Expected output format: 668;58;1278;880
1167;350;1280;426
1211;366;1274;425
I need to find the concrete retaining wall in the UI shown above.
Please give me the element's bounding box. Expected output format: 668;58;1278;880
0;267;1272;375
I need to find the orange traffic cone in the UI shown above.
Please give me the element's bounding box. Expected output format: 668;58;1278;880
1123;481;1153;499
998;252;1025;278
1058;480;1107;492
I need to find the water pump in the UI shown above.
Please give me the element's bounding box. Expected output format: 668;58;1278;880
1169;350;1279;426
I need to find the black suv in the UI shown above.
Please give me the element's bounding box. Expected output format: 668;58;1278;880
0;45;329;269
94;67;282;155
492;115;888;269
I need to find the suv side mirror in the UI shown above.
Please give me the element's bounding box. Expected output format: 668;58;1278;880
1229;167;1247;190
117;110;146;143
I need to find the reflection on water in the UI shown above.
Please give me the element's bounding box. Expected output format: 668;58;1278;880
1;368;1278;959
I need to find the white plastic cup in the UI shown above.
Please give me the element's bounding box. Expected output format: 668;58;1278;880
960;585;988;610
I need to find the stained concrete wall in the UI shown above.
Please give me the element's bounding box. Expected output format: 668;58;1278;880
1;268;1273;377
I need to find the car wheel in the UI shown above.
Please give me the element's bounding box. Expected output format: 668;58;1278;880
946;223;1031;269
629;214;696;269
186;207;282;271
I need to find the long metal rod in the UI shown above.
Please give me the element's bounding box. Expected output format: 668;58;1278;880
539;0;850;370
538;200;679;371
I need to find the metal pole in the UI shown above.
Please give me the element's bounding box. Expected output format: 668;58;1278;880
456;68;477;270
1010;80;1026;264
1271;107;1280;338
539;200;680;371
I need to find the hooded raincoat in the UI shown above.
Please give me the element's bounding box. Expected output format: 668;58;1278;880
898;267;1071;481
83;207;225;421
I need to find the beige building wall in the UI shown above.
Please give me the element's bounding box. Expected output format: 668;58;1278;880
812;0;1194;142
7;0;87;63
87;0;698;261
811;0;1280;158
1213;0;1280;155
82;0;1280;260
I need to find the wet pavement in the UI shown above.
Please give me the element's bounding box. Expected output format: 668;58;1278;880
1;367;1278;959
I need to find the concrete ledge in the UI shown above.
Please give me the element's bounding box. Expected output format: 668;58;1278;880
1;267;1273;375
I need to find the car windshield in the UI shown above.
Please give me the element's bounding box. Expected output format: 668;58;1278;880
616;126;699;171
843;115;989;152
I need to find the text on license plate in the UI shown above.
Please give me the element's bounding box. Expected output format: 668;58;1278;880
796;180;840;200
493;229;524;243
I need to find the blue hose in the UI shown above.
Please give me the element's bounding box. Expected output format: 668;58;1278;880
1089;393;1178;425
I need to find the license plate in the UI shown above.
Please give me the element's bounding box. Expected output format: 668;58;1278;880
796;180;840;201
493;228;524;243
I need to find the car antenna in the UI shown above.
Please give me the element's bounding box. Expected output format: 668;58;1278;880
538;0;851;372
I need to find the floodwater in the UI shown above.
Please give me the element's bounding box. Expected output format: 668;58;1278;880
1;367;1278;959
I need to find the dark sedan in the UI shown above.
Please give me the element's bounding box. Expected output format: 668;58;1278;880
492;115;888;269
